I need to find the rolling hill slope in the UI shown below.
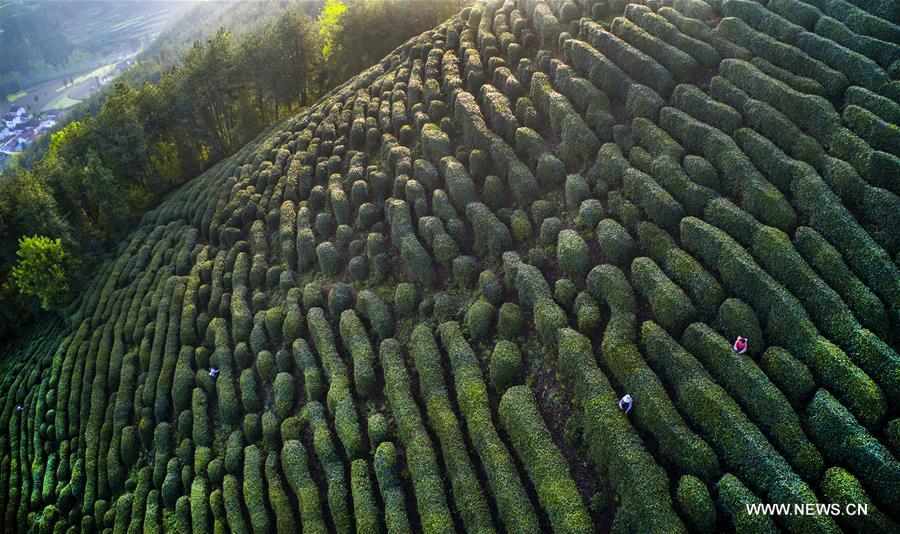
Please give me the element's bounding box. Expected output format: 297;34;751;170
1;0;899;532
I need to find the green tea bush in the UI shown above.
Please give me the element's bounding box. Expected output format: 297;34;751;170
636;222;723;317
564;174;591;210
672;83;742;134
611;17;699;84
499;386;592;533
681;155;718;190
440;156;479;212
408;325;493;531
631;257;696;336
750;57;827;97
273;372;294;418
222;474;250;532
715;298;763;357
577;199;605;230
350;460;380;534
466;202;512;260
630;117;684;161
356;290;393;341
465;298;495;341
509;209;532;243
750;225;899;407
820;467;894;533
716;474;777;534
305;402;351;533
716;17;847;99
734;125;899;309
421;123;452;163
793;226;889;340
622;168;684;234
591;264;720;481
373;442;412;534
478;270;502;305
529;72;599;167
675;475;715;534
806;389;900;512
379;338;454;532
759;346;815;407
438;322;539;531
562;38;632;102
845;86;900;125
660;7;751;60
580;19;675;97
385;199;437;287
533;298;568;346
452;255;479;288
282;289;304;342
682;322;823;480
539;216;563;246
307;307;364;458
242;445;271;533
624;5;720;68
328;283;354;319
339;310;377;399
490;340;523;392
641;322;838;533
681;216;886;427
482;175;507;209
556;328;684;532
658;108;797;232
315;242;342;276
281;440;327;534
367;412;388;447
600;191;643;232
265;451;297;532
479;84;519;143
495;301;524;339
296;229;317;272
394;283;417;317
555;278;578;310
595;218;636;268
293;339;323;402
556;230;591;281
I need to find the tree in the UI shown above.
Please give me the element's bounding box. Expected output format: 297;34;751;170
0;169;69;261
318;0;457;88
271;10;320;111
318;0;348;62
11;235;71;310
95;83;149;185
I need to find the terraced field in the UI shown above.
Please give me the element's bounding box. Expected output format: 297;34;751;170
1;0;898;532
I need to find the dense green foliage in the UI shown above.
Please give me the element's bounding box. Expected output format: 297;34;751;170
0;0;188;96
0;0;460;339
1;0;898;532
10;235;71;311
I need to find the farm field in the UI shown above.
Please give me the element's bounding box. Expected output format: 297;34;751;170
57;1;186;59
5;91;26;103
1;0;898;532
1;0;190;107
8;54;137;114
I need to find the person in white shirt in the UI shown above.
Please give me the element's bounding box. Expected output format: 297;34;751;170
618;394;634;414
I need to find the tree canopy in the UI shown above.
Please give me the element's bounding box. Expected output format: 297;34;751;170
11;235;71;311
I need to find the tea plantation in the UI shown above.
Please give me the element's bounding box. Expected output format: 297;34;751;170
2;0;898;531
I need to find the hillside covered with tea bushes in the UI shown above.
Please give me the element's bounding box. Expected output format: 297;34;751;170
1;0;899;531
